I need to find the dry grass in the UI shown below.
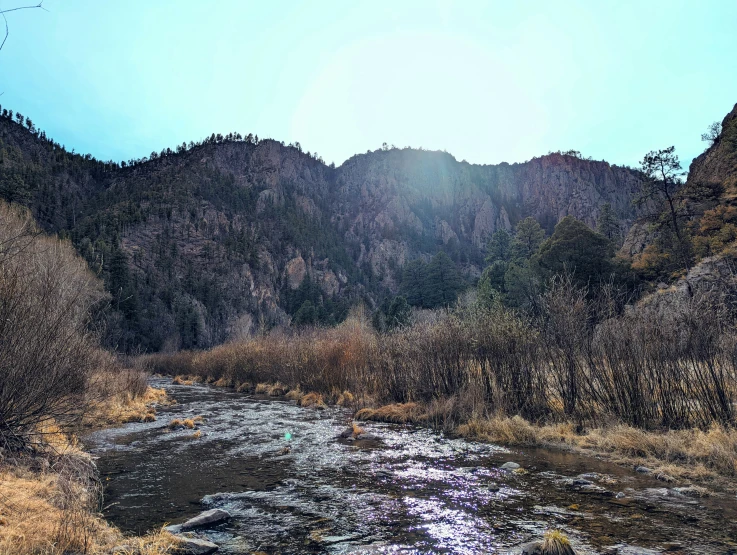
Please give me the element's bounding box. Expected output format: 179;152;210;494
355;403;426;424
190;430;202;439
351;422;365;437
458;414;737;490
0;462;181;555
236;382;253;393
84;384;171;428
142;295;737;490
213;376;233;388
542;530;574;555
299;392;326;408
254;383;270;394
457;416;542;445
336;390;355;407
285;387;304;401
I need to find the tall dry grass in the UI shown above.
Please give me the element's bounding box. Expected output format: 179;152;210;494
146;272;737;484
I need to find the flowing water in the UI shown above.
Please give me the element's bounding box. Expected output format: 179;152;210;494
86;379;737;554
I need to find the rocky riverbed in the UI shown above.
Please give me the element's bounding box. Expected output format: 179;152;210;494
86;379;737;554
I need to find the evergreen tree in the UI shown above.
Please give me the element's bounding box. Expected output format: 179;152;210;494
386;295;411;329
511;217;546;261
400;259;428;307
535;216;615;287
485;228;512;264
293;300;317;326
424;251;463;308
596;202;620;243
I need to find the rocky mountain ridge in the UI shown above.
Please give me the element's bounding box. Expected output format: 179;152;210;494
0;112;645;350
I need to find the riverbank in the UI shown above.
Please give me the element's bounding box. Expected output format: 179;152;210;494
93;376;737;554
166;375;737;495
143;300;737;498
0;383;181;555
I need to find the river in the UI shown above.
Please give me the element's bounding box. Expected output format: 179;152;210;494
85;379;737;554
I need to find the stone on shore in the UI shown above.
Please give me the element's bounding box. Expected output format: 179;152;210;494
175;536;219;555
168;508;231;531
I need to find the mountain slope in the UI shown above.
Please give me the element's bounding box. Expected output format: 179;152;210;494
0;111;645;351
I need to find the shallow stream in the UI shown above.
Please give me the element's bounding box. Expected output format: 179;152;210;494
86;379;737;554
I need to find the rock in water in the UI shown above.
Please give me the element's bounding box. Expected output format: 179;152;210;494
521;541;544;555
175;536;219;554
180;508;231;530
501;461;521;470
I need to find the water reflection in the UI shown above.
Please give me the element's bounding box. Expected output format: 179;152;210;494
86;379;737;554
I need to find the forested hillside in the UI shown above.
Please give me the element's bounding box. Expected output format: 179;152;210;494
0;105;648;352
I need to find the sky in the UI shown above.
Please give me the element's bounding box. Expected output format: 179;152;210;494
1;0;736;169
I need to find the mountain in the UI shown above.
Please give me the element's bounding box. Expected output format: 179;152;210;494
0;109;645;352
621;102;737;289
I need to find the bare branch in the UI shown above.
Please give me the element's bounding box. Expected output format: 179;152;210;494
0;1;45;53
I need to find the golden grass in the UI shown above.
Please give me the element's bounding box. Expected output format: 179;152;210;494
84;386;170;428
457;415;737;490
236;382;253;393
542;530;574;555
268;383;289;396
298;392;326;408
355;402;426;424
336;390;355;407
213;376;233;388
190;430;202;439
0;464;181;555
351;422;365;437
285;387;304;401
254;383;270;394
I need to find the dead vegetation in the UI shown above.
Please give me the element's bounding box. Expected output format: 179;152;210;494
0;201;183;553
143;273;737;486
0;457;182;555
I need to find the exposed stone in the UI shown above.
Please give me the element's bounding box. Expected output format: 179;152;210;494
174;536;219;555
521;541;544;555
285;256;307;290
501;461;520;470
180;509;231;530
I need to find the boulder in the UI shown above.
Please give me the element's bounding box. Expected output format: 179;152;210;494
175;536;219;555
521;541;543;555
180;509;231;530
501;461;520;470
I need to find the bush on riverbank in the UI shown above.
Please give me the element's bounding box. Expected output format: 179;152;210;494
0;200;178;554
0;456;181;555
145;272;737;483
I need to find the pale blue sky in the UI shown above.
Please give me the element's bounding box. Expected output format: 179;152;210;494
2;1;736;169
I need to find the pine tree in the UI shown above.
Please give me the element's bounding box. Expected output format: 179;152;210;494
485;228;512;264
511;217;546;261
424;251;463;308
596;202;620;243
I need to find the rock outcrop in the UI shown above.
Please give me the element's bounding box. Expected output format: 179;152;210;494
0;113;646;351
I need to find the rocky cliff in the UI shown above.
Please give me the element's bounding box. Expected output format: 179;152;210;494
0;113;645;351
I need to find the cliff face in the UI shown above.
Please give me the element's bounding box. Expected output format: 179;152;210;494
0;115;644;350
688;103;737;191
335;149;643;289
